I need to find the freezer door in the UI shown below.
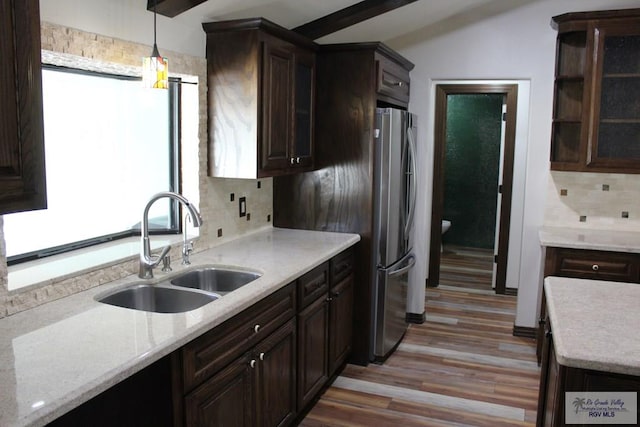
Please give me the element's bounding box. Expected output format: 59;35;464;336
374;252;415;359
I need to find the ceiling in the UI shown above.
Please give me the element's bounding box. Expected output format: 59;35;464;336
175;0;541;45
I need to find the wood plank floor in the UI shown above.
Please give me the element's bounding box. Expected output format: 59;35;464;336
439;245;495;291
301;249;539;426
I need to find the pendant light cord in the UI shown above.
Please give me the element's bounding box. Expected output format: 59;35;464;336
152;0;160;57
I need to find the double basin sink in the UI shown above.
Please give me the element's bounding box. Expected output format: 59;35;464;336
96;267;262;313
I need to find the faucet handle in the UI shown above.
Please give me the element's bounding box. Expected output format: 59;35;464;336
182;242;194;265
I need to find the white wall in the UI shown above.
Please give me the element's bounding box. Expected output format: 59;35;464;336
39;0;206;57
391;0;640;328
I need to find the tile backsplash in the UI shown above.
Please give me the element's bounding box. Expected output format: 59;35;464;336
544;171;640;230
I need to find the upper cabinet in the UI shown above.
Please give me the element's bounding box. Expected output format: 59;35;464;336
550;8;640;173
203;18;317;179
0;0;47;214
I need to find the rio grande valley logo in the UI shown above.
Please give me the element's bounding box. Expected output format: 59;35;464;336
566;392;637;424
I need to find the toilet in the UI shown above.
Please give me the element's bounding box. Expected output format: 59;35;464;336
441;220;451;252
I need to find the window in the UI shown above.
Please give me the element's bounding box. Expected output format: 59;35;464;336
3;66;180;264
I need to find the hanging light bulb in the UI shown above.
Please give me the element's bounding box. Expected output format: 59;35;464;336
142;0;168;89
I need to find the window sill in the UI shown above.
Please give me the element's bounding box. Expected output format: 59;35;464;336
7;235;192;294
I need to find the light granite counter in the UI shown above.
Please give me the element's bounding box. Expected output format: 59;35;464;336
0;227;360;427
539;226;640;253
544;276;640;376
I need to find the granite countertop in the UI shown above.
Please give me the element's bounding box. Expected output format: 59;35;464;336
0;227;360;427
544;276;640;376
539;226;640;253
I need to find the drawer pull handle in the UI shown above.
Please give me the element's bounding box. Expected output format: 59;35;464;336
290;158;295;165
259;352;265;361
592;264;599;271
250;359;256;369
254;324;261;333
383;78;404;87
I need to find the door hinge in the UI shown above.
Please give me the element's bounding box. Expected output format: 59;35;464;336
498;184;503;194
502;112;507;121
494;254;498;263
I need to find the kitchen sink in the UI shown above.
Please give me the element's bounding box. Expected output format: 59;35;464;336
170;267;262;294
96;283;219;313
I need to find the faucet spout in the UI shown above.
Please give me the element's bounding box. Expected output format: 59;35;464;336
139;192;203;279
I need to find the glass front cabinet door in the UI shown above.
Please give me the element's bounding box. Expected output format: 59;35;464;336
551;9;640;173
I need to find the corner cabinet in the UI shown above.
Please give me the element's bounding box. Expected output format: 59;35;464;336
203;18;317;179
550;8;640;173
0;0;47;214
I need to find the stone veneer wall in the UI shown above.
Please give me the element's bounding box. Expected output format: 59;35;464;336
0;23;273;317
544;171;640;230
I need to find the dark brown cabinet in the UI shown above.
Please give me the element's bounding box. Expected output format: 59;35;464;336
297;249;355;410
179;283;297;426
550;8;640;173
0;0;47;214
175;248;355;426
274;43;413;364
184;320;296;427
536;247;640;363
328;250;354;376
536;317;640;426
203;18;316;179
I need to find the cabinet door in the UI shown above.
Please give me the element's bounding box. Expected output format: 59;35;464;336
297;294;329;410
292;49;315;169
589;23;640;170
185;353;255;427
255;320;297;427
261;39;294;173
328;274;353;376
0;0;46;214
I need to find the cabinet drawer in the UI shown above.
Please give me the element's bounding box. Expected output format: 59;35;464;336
298;262;329;309
330;248;354;285
181;283;296;392
375;53;410;104
554;248;640;282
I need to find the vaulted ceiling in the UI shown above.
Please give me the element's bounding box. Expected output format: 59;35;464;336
149;0;541;45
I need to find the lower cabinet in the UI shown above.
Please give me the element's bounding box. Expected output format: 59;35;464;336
297;249;354;410
179;247;355;426
537;317;640;427
185;320;296;427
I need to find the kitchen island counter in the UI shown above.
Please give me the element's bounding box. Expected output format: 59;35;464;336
544;276;640;376
0;227;359;427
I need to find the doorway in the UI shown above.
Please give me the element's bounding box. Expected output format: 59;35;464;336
428;84;518;294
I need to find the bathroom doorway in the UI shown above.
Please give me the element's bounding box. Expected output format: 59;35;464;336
428;84;518;294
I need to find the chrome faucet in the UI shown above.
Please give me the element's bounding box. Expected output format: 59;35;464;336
139;192;203;279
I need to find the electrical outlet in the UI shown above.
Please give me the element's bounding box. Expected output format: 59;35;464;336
239;197;246;217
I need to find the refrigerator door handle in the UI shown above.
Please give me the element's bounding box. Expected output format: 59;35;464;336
405;125;418;238
387;254;416;278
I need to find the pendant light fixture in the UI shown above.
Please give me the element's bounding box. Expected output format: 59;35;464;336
142;0;168;89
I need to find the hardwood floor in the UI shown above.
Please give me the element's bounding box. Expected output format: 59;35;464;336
439;245;495;291
301;249;539;426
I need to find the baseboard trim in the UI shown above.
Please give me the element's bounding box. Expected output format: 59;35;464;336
504;287;518;296
512;325;536;339
406;311;425;324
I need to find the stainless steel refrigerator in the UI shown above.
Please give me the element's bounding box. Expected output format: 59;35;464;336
371;107;418;361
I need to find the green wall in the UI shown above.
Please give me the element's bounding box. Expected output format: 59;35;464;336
443;94;503;249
